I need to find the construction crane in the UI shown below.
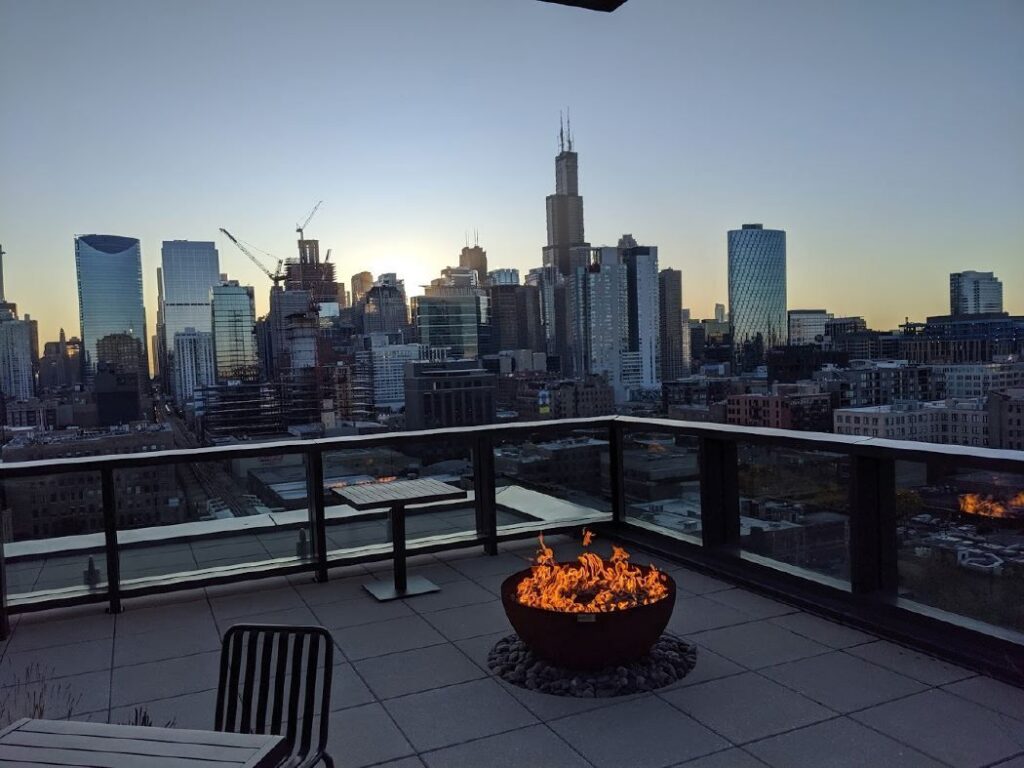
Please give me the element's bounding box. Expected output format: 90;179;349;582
296;200;323;241
219;228;285;286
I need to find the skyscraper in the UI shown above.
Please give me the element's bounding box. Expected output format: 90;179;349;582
950;271;1003;316
619;235;660;389
160;240;220;396
728;224;787;371
75;235;148;380
351;271;374;305
0;317;34;401
788;309;832;346
541;116;589;371
659;268;685;382
459;244;488;283
211;281;259;383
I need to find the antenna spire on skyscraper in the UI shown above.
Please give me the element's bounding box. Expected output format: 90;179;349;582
559;110;565;153
567;107;573;151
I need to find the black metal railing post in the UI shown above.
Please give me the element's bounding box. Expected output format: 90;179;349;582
305;448;329;583
0;536;9;640
698;437;740;550
609;421;626;525
392;502;408;592
849;455;898;595
100;467;122;614
473;434;498;555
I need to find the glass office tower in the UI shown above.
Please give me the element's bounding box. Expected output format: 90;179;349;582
727;224;786;370
211;281;259;383
74;234;148;379
161;241;220;339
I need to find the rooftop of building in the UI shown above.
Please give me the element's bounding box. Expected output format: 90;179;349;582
3;536;1022;768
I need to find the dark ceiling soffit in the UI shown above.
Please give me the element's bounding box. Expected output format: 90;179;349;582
538;0;629;12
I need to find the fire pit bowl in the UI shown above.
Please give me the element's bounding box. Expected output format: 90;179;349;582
500;564;676;670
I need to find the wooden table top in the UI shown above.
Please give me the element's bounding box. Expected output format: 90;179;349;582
334;478;467;510
0;718;289;768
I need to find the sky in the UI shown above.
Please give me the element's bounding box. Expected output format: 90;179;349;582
1;0;1021;350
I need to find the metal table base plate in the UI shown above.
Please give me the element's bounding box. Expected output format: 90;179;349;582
364;575;441;602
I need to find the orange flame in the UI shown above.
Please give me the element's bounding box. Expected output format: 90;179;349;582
516;530;669;613
582;529;594;547
958;493;1020;519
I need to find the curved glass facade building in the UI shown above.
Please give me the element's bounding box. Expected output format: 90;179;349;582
727;224;786;370
74;234;148;379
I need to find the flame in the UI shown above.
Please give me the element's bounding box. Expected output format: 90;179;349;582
516;530;669;613
958;492;1024;519
582;529;594;547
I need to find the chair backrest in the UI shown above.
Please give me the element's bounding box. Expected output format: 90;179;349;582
216;624;333;765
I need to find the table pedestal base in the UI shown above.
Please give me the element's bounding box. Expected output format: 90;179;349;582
364;575;440;602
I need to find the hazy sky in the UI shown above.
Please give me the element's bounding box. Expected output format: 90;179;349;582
1;0;1021;348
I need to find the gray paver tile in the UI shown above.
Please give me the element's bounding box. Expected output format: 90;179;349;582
767;612;874;649
1;637;112;685
673;749;769;767
421;723;591;768
551;696;728;768
504;681;641;721
383;678;537;752
746;716;945;768
214;604;318;633
943;675;1024;722
404;580;496;613
208;586;302;621
332;615;446;661
662;672;834;744
446;552;530;579
110;649;221;707
846;641;974;686
660;647;745;691
421;600;511;641
992;757;1024;768
706;588;798;619
114;624;221;667
325;702;415;768
312;594;414;629
330;662;376;711
762;651;926;713
669;595;755;635
672;567;735;595
115;600;218;637
691;620;830;669
354;643;485;699
852;689;1024;768
7;610;114;651
108;688;217;730
453;630;508;671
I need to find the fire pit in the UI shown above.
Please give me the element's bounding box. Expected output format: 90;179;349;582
499;532;676;670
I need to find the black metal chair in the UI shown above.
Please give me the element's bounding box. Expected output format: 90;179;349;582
216;624;335;768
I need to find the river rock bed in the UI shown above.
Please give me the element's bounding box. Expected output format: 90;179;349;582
487;632;697;697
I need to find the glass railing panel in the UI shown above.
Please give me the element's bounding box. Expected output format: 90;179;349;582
621;429;701;542
737;443;852;584
493;425;612;534
114;451;313;589
1;470;108;602
321;437;477;555
895;459;1024;633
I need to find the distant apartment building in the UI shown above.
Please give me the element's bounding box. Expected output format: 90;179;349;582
834;399;989;447
404;359;496;430
0;309;34;401
350;271;374;306
987;388;1024;450
352;338;426;419
788;309;832;346
1;425;179;540
507;375;615;421
487;283;544;353
931;360;1024;399
813;360;934;408
898;314;1024;364
950;271;1003;316
726;385;833;432
159;240;219;396
487;268;519;286
495;437;606;497
173;328;215;406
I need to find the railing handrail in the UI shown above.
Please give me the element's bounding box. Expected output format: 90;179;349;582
1;415;1021;478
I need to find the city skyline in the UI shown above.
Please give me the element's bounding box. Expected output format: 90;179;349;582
1;0;1022;347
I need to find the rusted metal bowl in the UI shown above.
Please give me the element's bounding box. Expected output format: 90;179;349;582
500;565;676;671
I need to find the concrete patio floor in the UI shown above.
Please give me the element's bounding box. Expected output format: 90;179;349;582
2;535;1023;768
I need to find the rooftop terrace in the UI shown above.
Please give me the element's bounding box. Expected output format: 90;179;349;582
2;536;1023;768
